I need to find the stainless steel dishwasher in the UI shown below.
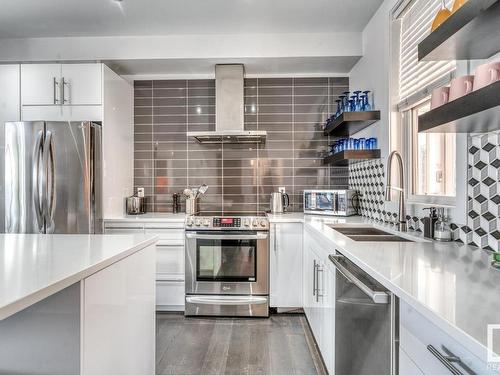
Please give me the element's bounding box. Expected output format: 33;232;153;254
329;252;399;375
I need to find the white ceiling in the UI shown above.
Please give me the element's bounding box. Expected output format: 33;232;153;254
0;0;383;38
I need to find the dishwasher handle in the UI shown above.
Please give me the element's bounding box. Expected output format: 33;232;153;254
329;254;389;304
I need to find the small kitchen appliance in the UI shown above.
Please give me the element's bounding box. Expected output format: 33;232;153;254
125;195;147;215
303;189;357;216
270;192;289;213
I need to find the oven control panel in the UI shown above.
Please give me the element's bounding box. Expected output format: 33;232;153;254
186;216;269;230
213;217;241;227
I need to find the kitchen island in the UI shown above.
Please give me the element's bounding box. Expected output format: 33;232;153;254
0;233;158;375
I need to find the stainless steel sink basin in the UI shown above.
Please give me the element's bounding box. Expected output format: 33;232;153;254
328;226;414;242
347;235;413;242
328;226;391;236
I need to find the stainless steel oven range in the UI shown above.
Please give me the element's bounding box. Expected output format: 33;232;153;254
185;214;269;317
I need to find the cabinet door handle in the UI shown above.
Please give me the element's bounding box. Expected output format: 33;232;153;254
274;224;277;252
313;260;317;296
427;345;470;375
53;77;59;104
316;265;323;302
61;77;68;104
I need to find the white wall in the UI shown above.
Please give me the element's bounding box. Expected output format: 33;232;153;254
348;0;467;224
102;65;134;219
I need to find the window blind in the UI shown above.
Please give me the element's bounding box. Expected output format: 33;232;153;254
398;0;455;107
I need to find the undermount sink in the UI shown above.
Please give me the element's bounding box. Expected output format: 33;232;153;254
328;225;414;242
328;226;391;236
347;235;413;242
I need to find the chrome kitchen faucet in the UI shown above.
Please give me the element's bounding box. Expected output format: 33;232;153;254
385;150;407;232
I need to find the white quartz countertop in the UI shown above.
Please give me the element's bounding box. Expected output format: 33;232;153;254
303;215;500;360
104;213;186;222
0;233;158;321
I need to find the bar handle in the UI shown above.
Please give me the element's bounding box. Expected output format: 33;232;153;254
329;254;389;304
313;259;317;296
427;345;469;375
33;130;44;232
53;77;59;104
185;232;268;240
186;296;268;306
61;77;69;104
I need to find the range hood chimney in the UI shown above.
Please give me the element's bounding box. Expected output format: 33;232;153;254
187;64;266;144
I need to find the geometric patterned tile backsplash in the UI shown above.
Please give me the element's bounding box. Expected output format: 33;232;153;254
349;130;500;252
468;132;500;252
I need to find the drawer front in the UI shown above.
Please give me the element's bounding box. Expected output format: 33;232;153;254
145;228;184;242
401;301;493;374
156;281;184;311
144;222;184;229
104;227;144;234
156;245;184;281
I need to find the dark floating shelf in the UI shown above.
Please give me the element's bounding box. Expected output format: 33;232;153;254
323;149;381;166
418;0;500;61
323;111;381;137
418;80;500;133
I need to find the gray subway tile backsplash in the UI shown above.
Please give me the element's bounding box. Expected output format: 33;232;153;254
134;77;349;213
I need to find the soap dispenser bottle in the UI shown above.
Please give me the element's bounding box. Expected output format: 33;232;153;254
422;207;438;239
434;208;452;242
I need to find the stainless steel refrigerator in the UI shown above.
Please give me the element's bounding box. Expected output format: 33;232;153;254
4;121;102;234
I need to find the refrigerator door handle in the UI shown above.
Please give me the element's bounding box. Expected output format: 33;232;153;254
42;131;54;225
47;132;56;222
33;130;44;231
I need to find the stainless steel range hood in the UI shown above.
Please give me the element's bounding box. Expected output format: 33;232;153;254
187;64;266;144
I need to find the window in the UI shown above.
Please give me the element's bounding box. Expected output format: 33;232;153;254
394;0;457;203
410;101;456;197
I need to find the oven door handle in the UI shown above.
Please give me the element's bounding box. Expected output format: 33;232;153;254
186;296;268;305
185;232;268;240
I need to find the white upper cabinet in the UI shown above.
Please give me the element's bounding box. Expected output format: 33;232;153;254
21;63;102;107
270;222;303;309
61;64;102;105
21;64;62;105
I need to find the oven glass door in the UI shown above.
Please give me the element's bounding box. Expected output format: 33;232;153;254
185;230;269;295
197;237;257;282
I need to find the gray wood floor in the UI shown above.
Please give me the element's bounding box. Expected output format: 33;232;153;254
156;313;327;375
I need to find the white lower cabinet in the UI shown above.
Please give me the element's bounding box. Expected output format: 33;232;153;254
400;348;424;375
400;300;493;375
82;245;155;375
270;222;303;309
303;228;335;374
104;220;185;311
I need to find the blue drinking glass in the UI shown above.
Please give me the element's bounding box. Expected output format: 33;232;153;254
342;92;350;112
359;137;366;150
334;99;342;118
363;91;372;111
354;139;360;150
348;99;355;112
338;96;346;114
359;95;366;112
370;138;378;149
